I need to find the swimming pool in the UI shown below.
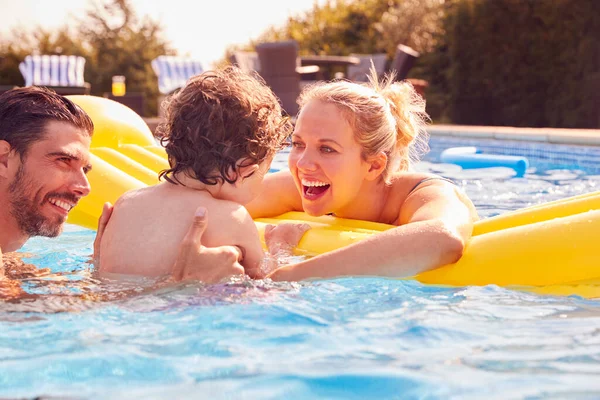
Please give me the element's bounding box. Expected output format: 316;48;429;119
2;137;600;399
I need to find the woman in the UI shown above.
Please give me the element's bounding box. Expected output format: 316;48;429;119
94;73;478;283
248;72;479;281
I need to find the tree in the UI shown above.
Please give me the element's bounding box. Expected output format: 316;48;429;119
374;0;446;56
0;0;174;116
0;25;90;87
76;0;175;116
256;0;392;56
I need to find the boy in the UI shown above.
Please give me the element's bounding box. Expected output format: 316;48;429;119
99;67;308;279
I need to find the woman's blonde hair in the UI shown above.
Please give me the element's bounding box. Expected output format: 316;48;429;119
297;68;429;183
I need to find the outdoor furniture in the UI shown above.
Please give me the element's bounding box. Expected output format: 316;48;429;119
105;93;146;117
0;86;17;96
0;56;17;95
18;54;90;95
151;56;204;95
230;49;318;82
230;51;261;73
256;40;319;115
299;55;360;80
390;44;419;81
346;53;387;82
406;78;429;99
151;56;204;117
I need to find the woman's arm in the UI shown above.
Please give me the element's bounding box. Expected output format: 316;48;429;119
246;170;303;218
268;181;478;281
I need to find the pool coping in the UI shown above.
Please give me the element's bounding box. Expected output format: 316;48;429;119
428;124;600;146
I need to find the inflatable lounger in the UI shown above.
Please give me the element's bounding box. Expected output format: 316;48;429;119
66;96;600;298
440;146;529;177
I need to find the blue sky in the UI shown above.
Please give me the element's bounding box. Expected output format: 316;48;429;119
0;0;323;67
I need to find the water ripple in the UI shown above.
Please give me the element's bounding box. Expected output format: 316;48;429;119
2;155;600;399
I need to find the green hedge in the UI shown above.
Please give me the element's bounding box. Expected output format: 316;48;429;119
441;0;600;128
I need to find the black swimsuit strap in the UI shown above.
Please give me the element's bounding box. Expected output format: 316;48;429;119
407;176;456;197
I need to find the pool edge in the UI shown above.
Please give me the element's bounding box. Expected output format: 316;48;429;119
428;125;600;147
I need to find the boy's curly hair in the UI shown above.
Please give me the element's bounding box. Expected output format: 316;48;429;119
157;67;292;185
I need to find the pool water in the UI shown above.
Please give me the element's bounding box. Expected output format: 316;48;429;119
1;138;600;399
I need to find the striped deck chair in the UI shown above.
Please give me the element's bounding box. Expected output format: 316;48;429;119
18;55;90;95
151;56;204;95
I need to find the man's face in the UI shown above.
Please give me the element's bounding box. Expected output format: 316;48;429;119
7;121;92;238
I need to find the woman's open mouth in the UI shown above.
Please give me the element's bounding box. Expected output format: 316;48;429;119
301;178;330;200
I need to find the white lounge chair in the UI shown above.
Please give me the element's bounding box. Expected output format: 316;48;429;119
18;54;90;95
151;56;204;95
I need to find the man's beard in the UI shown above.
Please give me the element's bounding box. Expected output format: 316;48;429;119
8;164;75;238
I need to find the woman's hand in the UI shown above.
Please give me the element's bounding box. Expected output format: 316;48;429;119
264;222;311;255
265;263;298;282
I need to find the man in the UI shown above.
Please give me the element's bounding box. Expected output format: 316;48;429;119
0;87;243;288
0;87;93;249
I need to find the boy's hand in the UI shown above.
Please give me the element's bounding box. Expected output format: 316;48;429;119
264;222;311;255
171;207;245;283
93;202;113;267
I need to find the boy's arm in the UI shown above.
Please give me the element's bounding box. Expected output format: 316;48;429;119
230;208;310;279
170;207;245;283
230;208;267;279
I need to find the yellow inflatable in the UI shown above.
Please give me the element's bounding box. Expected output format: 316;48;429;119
65;95;158;227
66;96;600;298
68;95;156;149
255;205;600;291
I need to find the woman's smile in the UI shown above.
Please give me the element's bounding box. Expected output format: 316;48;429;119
301;178;330;200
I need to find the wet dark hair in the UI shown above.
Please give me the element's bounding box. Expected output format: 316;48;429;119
157;66;292;185
0;86;94;158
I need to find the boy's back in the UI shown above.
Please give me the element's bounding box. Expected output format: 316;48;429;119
99;183;264;278
97;66;296;280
